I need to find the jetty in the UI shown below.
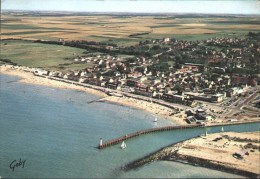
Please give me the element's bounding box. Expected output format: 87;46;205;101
98;124;204;149
98;120;260;149
87;96;109;104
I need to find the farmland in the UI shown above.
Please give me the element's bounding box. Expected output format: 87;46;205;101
0;40;87;71
1;13;260;45
1;12;259;71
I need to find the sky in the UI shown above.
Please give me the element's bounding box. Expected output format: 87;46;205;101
2;0;260;14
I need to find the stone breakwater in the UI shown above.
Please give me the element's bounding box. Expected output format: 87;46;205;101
121;145;258;178
120;142;183;172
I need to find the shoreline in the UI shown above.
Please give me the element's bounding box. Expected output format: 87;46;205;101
0;65;107;97
121;131;260;178
1;65;259;126
1;65;186;125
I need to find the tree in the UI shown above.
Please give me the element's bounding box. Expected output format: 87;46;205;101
174;83;183;95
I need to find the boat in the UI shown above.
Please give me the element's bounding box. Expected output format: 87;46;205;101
121;141;126;149
221;127;224;132
153;117;158;122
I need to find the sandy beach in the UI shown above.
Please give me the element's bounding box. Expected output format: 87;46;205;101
165;132;260;177
1;65;185;125
123;131;260;177
102;96;187;125
1;65;107;97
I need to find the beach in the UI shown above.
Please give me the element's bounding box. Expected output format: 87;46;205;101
102;96;187;125
3;73;257;178
1;65;107;97
1;65;185;125
161;132;260;177
123;131;260;178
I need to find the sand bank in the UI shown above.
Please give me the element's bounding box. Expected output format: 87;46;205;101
1;65;185;124
123;131;260;177
170;132;260;177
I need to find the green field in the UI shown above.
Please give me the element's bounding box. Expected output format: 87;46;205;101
0;40;87;71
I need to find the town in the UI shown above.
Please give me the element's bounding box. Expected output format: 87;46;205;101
6;35;260;125
1;0;260;177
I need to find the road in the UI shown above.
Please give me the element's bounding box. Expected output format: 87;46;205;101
224;87;260;118
37;74;260;121
47;75;191;111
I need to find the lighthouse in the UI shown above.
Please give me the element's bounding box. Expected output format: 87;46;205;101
99;138;103;147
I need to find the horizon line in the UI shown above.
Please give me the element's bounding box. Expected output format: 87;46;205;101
2;9;260;16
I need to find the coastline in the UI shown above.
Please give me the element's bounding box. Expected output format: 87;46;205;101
0;65;107;97
0;65;185;125
122;131;260;178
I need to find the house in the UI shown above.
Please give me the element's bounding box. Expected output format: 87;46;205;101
34;69;49;76
128;72;142;78
176;67;190;74
163;37;170;43
126;79;138;87
79;77;88;83
49;71;59;77
105;46;114;50
106;82;118;90
184;63;204;72
63;72;74;80
212;67;225;73
182;65;199;72
88;79;102;86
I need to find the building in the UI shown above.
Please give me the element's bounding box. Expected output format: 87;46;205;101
195;113;206;120
211;94;224;102
185;92;224;103
186;116;196;124
126;79;138;87
88;79;102;86
226;87;244;97
135;85;153;97
106;82;118;90
162;93;184;104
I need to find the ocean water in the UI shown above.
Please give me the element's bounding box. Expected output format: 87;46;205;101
0;74;258;178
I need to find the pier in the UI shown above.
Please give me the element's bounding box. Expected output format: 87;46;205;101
87;96;109;104
98;124;204;149
98;120;260;149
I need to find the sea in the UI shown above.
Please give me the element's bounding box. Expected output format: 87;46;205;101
1;74;259;178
